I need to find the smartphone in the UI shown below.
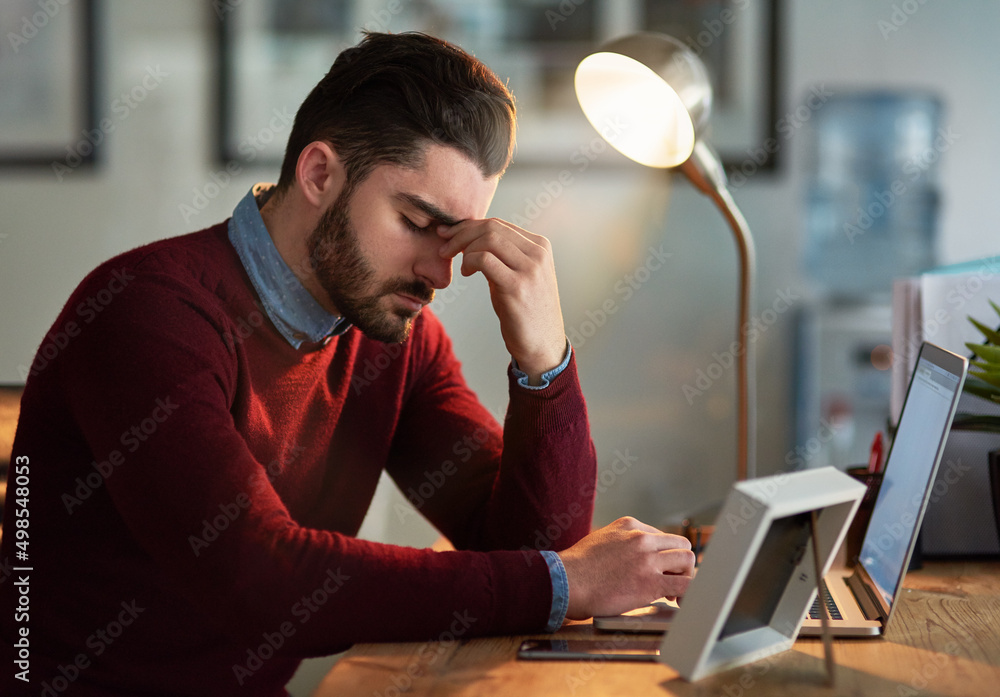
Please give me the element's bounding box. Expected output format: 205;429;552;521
517;638;660;662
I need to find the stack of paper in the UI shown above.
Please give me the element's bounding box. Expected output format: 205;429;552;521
891;255;1000;423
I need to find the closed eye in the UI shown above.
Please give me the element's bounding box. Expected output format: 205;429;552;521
403;216;434;234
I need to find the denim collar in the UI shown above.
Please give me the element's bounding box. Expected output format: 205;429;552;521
227;184;350;349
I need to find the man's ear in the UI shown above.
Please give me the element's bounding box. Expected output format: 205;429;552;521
295;141;347;210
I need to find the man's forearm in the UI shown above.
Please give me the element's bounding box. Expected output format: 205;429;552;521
466;350;597;553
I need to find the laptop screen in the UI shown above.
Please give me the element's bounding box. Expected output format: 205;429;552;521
858;346;965;608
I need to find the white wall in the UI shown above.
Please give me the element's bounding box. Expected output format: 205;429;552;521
3;0;1000;692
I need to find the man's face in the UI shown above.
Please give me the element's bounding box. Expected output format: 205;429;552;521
306;144;498;343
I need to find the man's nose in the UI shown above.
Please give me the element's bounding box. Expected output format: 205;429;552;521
415;239;453;290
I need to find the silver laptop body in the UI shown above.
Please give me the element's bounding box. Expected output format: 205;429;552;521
800;341;968;636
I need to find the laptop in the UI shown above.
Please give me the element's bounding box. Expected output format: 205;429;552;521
799;341;967;636
593;341;967;638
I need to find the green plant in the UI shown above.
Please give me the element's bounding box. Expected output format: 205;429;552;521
956;300;1000;431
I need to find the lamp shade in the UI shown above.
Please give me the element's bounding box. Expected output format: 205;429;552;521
574;33;713;168
574;31;757;482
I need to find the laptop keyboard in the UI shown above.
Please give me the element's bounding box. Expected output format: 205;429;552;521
808;582;844;620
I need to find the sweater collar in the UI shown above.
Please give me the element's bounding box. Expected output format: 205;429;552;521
228;184;351;349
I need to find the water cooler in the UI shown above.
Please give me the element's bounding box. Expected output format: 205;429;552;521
795;91;943;471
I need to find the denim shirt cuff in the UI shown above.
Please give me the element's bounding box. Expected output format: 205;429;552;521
510;339;572;390
540;549;569;632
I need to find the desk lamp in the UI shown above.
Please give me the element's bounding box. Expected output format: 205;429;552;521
574;32;757;481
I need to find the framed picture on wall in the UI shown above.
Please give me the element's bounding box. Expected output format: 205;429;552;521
640;0;781;173
216;0;780;172
0;0;98;170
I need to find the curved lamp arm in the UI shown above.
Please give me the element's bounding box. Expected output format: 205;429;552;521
679;141;757;480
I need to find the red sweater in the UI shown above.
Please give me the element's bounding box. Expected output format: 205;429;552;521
1;223;596;695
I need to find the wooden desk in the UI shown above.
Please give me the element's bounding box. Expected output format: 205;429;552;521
314;561;1000;696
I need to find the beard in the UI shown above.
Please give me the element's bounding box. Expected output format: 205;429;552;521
306;189;434;343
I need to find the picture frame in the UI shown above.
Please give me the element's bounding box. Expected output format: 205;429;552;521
658;467;863;681
0;0;98;169
215;0;780;172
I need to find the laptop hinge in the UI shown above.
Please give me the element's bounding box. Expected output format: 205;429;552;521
846;570;889;624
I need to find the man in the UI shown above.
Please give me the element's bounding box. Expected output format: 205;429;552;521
1;32;693;695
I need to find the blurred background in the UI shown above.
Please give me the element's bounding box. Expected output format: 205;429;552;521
2;0;999;692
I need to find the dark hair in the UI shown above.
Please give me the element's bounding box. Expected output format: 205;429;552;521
275;31;516;194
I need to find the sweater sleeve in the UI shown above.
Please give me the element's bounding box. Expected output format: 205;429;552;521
57;268;555;654
385;312;597;555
